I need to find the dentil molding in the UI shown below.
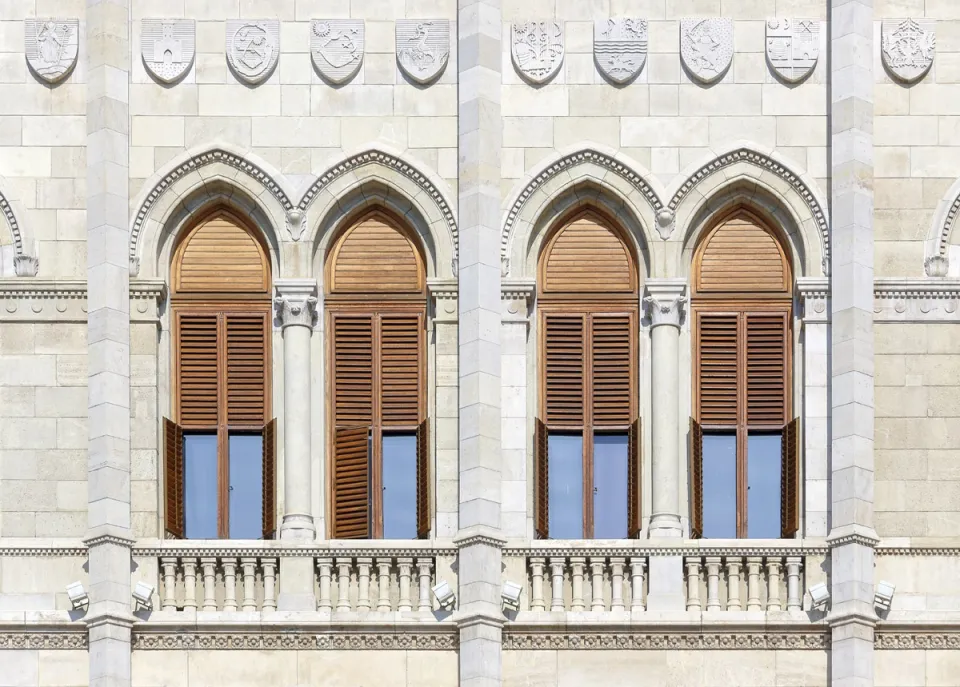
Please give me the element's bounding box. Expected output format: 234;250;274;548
503;630;828;650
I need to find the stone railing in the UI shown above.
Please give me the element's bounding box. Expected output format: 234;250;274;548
683;552;803;612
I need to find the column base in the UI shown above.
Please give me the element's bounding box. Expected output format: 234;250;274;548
648;514;683;538
280;514;316;540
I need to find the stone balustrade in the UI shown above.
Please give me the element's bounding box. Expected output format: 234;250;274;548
682;553;804;613
155;550;280;613
314;553;439;614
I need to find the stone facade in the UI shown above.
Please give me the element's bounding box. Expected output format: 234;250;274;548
0;1;958;686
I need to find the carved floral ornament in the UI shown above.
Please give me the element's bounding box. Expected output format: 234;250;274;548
512;21;565;84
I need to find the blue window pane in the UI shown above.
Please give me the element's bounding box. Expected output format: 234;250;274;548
229;434;263;539
702;434;737;539
594;434;628;539
747;434;782;539
383;433;417;539
184;434;218;539
548;433;583;539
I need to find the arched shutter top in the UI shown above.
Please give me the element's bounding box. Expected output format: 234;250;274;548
694;210;791;295
173;212;270;296
541;212;636;296
328;211;424;294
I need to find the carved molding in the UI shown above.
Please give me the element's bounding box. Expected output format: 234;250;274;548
503;631;828;650
428;279;457;324
0;633;87;649
0;280;166;322
502;280;536;324
797;277;828;323
874;279;960;322
133;545;458;558
1;191;24;255
876;546;960;556
132;630;457;650
876;633;960;650
502;543;829;557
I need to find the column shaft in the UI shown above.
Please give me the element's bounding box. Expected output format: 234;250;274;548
649;323;681;535
281;322;313;535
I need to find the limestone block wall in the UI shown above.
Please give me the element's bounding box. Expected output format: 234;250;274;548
876;649;960;687
2;649;88;687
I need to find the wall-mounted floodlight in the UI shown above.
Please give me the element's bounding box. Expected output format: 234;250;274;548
502;581;523;610
132;581;155;610
66;581;88;610
808;582;830;611
432;580;456;610
875;581;896;612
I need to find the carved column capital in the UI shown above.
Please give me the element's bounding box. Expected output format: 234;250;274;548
428;278;458;324
274;279;318;329
502;279;536;324
644;279;687;329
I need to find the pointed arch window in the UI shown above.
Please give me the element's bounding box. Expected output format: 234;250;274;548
535;210;641;539
326;209;429;539
163;209;276;540
690;207;800;540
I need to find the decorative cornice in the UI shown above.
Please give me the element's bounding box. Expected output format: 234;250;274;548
502;543;829;557
427;279;458;324
132;630;457;650
502;630;828;650
0;633;87;649
502;280;536;323
827;526;881;549
797;277;829;323
298;149;458;264
876;546;960;556
134;545;458;558
876;632;960;650
874;279;960;321
502;149;663;264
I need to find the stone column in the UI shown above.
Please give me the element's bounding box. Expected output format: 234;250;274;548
457;1;505;686
274;280;318;612
830;3;879;687
85;2;135;686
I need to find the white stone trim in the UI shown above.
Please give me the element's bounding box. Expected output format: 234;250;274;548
798;277;829;323
132;629;458;650
503;628;828;650
874;278;960;321
0;633;87;649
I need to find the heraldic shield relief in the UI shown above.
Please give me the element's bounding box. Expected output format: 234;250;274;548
766;19;819;83
226;20;280;85
680;18;733;84
311;20;364;84
24;18;79;84
512;22;565;85
594;18;647;84
142;19;196;84
396;20;450;85
882;19;936;84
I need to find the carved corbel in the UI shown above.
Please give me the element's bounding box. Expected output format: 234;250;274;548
428;279;458;325
502;280;536;325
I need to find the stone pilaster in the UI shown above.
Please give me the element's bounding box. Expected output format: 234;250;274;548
429;279;460;538
458;1;503;686
830;3;879;686
799;278;830;537
85;2;134;686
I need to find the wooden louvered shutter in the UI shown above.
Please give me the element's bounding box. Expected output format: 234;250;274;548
380;314;422;426
697;312;739;426
225;313;268;426
627;419;641;538
591;315;632;426
177;314;219;428
544;315;585;425
746;312;788;426
333;316;374;425
262;418;277;539
333;426;370;538
781;417;800;539
416;419;429;539
535;418;549;539
163;418;185;539
690;418;704;539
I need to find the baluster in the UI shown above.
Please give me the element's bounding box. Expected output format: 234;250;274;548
262;558;277;612
549;557;565;612
705;556;722;612
221;557;238;611
629;557;646;611
569;557;586;612
182;557;198;611
240;557;258;612
766;557;783;611
416;558;433;612
376;558;393;612
160;557;178;611
685;557;702;612
316;557;333;612
610;557;625;612
725;557;742;611
529;557;546;611
786;556;802;612
200;557;218;611
336;557;352;612
397;557;414;612
589;557;606;612
746;556;763;611
356;557;372;612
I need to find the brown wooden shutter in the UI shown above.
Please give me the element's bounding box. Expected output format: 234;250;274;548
332;425;370;539
535;418;549;539
697;312;739;426
416;419;429;539
591;315;632;427
781;417;800;539
333;315;374;425
163;418;185;539
262;418;277;539
225;313;268;426
695;212;789;294
627;419;641;538
746;312;788;426
544;315;585;426
690;417;704;539
380;314;422;427
177;314;219;428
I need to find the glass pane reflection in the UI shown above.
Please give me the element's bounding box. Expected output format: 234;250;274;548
702;434;737;539
593;434;628;539
229;434;263;539
747;434;782;539
548;433;583;539
184;434;218;539
383;433;417;539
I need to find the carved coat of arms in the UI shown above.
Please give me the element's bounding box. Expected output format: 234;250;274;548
311;20;364;84
680;18;733;84
594;18;647;84
882;19;936;84
396;20;450;85
141;19;195;84
24;18;79;84
512;22;564;85
766;19;819;83
226;20;279;85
